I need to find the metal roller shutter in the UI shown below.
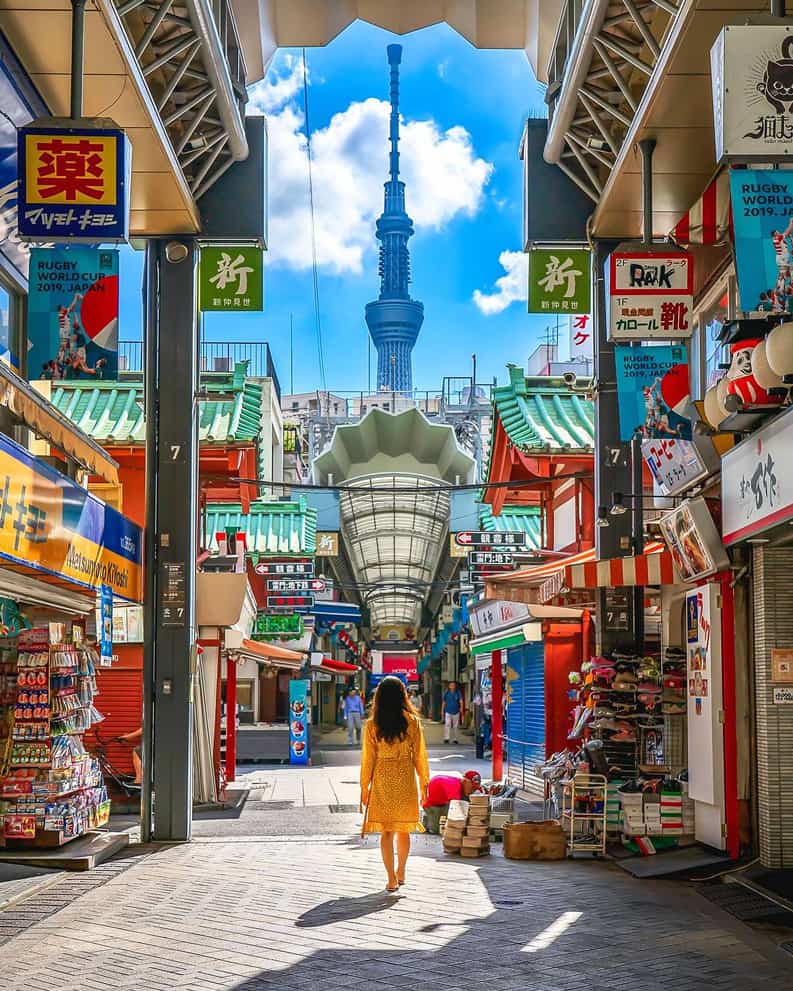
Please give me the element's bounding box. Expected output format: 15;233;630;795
505;642;545;791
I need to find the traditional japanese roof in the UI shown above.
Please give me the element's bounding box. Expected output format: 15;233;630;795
204;498;317;556
491;365;595;454
479;504;542;551
50;361;267;461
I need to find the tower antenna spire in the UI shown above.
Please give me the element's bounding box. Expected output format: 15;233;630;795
387;44;402;183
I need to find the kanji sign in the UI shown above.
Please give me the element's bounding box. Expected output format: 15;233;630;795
528;247;591;314
252;612;304;639
17;124;131;242
315;531;339;557
454;530;527;547
608;251;693;340
266;595;314;612
255;560;314;577
199;245;263;312
468;551;514;567
267;578;326;593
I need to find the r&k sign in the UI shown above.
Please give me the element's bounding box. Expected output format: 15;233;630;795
608;251;693;341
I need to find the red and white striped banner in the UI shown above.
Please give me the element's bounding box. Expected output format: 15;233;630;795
564;541;677;590
671;170;732;247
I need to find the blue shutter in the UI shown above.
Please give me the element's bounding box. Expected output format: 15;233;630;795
505;642;545;787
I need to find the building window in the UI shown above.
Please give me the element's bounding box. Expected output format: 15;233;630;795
291;401;299;410
692;273;734;399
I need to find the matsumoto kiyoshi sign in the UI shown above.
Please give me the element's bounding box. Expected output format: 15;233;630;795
730;169;793;313
0;431;142;601
528;247;591;315
712;26;793;162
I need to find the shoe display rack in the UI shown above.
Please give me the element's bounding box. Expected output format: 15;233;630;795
561;773;607;856
0;627;109;847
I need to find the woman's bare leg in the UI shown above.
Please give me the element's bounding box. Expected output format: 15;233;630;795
396;832;410;883
380;831;397;889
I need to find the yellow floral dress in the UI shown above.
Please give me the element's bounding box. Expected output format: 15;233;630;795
360;714;430;834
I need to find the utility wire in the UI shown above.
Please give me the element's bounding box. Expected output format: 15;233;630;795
302;48;327;391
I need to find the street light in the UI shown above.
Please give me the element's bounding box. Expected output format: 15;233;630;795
609;492;628;516
596;506;610;528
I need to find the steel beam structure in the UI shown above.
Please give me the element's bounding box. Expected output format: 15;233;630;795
111;0;248;198
544;0;681;202
143;239;199;842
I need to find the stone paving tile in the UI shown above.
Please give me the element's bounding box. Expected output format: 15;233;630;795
1;837;792;991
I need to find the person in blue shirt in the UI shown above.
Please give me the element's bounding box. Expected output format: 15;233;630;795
442;681;464;744
342;687;365;745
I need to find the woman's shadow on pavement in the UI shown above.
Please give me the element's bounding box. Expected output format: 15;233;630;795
296;891;401;928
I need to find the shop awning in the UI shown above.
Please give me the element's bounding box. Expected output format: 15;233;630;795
318;658;359;673
312;601;362;624
469;605;584;657
486;542;676;603
669;170;732;248
234;638;304;670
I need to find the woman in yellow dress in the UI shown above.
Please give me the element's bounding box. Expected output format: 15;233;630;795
360;676;430;892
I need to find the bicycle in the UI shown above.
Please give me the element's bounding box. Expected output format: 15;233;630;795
92;727;141;799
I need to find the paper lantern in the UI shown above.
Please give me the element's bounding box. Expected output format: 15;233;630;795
766;320;793;382
751;338;786;391
703;378;729;429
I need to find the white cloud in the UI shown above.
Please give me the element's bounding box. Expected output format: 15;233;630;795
437;58;450;80
247;59;493;274
472;250;528;315
247;54;305;114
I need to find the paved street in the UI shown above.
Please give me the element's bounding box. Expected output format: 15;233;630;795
1;731;792;990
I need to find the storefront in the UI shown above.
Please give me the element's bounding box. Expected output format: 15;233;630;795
0;431;143;851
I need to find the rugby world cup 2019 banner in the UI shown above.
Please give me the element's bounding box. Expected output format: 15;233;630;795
28;247;119;382
0;431;142;601
730;169;793;313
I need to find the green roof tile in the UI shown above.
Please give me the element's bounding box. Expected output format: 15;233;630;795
490;365;595;454
204;498;317;556
479;504;541;550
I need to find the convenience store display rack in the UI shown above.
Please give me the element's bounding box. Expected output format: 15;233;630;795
0;627;109;848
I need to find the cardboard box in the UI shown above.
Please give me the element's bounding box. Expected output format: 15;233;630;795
460;846;489;858
469;794;490;807
466;825;489;839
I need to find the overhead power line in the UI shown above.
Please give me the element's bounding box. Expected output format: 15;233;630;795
302;48;327;391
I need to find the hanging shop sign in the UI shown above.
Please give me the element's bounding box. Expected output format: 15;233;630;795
771;648;793;684
468;551;514;567
722;403;793;545
608;252;693;341
288;679;310;765
0;431;142;601
28;247;118;382
99;585;113;667
659;498;729;583
642;438;709;497
315;531;339;557
252;612;304;639
267;578;325;593
470;599;530;638
528;247;591;315
569;313;593;367
17;122;131;242
711;26;793;164
614;345;692;442
199;245;263;312
267;594;314;612
729;169;793;313
685;584;726;850
254;560;314;578
454;530;527;548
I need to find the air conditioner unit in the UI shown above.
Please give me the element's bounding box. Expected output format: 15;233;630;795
213;356;233;372
118;354;129;371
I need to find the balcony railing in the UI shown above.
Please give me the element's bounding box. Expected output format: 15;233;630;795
544;0;682;202
119;340;281;400
109;0;248;199
283;379;494;421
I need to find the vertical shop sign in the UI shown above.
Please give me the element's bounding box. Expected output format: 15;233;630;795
608;252;693;340
28;247;119;382
642;438;708;496
614;345;692;442
99;584;113;667
288;679;310;765
161;562;186;627
729;169;793;313
17;124;131;242
712;26;793;163
568;313;593;367
528;247;591;314
199;246;263;312
685;584;726;849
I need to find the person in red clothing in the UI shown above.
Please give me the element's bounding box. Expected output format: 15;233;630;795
422;770;482;833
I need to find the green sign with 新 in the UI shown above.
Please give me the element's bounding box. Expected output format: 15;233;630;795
528;247;591;315
199;246;263;312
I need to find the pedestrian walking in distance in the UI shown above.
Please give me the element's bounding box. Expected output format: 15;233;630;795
442;680;463;744
360;676;430;892
343;686;365;745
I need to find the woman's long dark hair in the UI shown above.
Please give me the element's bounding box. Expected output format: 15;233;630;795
372;676;416;743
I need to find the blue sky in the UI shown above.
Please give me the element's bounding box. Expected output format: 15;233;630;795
122;21;557;394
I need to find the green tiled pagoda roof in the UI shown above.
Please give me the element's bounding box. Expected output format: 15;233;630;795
491;365;595;453
50;361;265;453
479;504;541;550
205;498;317;556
